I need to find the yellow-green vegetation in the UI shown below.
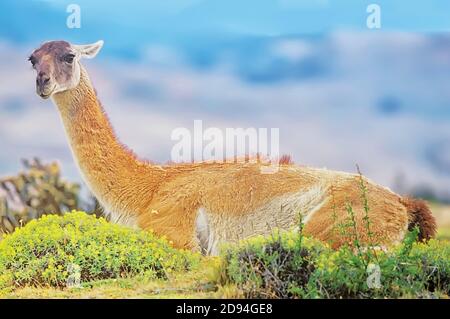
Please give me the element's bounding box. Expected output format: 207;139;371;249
0;210;449;299
218;229;450;299
0;211;199;293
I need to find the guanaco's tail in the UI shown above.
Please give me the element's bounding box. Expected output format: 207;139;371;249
401;197;437;241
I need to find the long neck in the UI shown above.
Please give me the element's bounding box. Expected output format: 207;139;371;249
52;65;162;223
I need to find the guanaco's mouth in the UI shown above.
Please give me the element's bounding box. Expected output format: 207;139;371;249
39;93;51;99
37;85;56;99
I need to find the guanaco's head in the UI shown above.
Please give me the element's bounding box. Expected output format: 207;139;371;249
29;40;103;99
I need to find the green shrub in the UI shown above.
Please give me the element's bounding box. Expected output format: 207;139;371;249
309;237;450;298
219;231;328;298
0;158;82;235
0;211;199;289
218;229;450;299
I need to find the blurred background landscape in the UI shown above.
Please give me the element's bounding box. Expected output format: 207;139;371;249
0;0;449;233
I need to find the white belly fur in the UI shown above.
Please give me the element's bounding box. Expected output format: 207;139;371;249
195;183;328;255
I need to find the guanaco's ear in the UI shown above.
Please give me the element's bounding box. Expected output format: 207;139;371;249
73;40;104;59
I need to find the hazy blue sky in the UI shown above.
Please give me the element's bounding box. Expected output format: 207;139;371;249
2;0;450;47
0;1;450;201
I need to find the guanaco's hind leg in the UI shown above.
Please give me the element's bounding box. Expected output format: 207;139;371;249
303;178;409;249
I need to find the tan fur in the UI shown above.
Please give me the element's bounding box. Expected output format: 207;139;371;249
49;63;436;255
401;197;437;241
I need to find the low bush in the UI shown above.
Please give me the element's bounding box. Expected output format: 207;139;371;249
218;231;327;298
218;229;450;299
0;211;199;289
0;158;82;235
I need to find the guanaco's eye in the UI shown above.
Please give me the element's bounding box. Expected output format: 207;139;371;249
28;55;36;67
63;54;75;64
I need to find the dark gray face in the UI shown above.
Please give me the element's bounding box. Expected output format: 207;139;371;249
29;40;104;100
29;41;79;99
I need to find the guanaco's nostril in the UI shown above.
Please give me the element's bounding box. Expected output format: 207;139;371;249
37;74;50;86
